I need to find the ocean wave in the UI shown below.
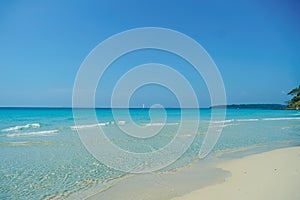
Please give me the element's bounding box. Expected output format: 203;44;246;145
71;121;127;130
0;140;52;146
210;124;233;128
144;122;179;126
292;113;300;116
236;118;259;122
1;123;40;132
211;117;300;123
106;121;126;125
262;117;300;121
71;121;179;129
211;119;234;124
118;121;126;125
70;123;107;130
6;130;58;137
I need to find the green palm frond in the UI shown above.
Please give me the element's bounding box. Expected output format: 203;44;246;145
288;85;300;95
287;85;300;108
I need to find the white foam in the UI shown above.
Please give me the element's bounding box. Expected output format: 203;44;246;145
211;117;300;123
1;123;40;132
210;124;232;128
118;121;126;125
144;122;178;126
6;130;58;137
262;117;300;121
211;119;234;124
236;118;259;122
70;123;107;130
145;123;165;126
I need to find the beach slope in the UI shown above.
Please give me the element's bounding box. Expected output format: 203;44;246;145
172;147;300;200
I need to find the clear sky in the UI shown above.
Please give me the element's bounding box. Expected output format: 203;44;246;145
0;0;299;107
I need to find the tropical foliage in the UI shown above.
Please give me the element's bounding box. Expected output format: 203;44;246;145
288;85;300;109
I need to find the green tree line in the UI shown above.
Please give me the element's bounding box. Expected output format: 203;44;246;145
288;85;300;109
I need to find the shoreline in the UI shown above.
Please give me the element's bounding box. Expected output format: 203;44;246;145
75;142;300;200
172;146;300;200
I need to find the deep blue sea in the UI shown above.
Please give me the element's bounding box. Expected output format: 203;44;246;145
0;108;300;199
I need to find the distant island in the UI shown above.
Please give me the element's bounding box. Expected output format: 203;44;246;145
210;104;287;110
210;86;300;110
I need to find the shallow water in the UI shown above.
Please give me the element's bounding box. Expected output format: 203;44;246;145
0;108;299;199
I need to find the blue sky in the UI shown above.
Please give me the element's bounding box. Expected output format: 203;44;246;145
0;0;299;107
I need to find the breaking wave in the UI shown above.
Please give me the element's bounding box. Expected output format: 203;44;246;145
144;122;179;126
236;118;259;122
1;123;40;132
70;123;107;130
70;121;126;130
6;130;58;137
262;117;300;121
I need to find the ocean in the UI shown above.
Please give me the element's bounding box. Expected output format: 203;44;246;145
0;108;299;199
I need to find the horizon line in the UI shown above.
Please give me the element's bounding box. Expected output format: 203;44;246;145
0;103;287;109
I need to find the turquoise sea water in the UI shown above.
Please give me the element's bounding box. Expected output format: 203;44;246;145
0;108;300;199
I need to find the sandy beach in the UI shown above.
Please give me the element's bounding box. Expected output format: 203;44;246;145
172;146;300;200
83;146;300;200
